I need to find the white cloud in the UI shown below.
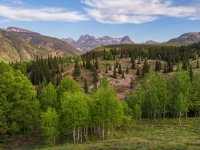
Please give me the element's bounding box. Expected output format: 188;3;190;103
0;5;89;22
82;0;200;24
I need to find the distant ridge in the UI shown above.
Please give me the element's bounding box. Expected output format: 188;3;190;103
167;32;200;44
63;35;134;52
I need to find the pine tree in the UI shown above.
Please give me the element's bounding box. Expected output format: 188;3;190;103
155;60;159;72
131;55;136;70
136;66;140;76
83;59;86;68
95;58;99;70
109;64;112;70
126;66;129;74
86;58;91;69
118;64;122;74
130;77;134;89
122;70;125;79
197;58;199;69
84;79;89;93
93;66;99;83
73;61;80;80
113;66;117;79
142;59;149;76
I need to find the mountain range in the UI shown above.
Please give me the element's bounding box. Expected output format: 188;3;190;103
1;26;200;63
62;35;133;52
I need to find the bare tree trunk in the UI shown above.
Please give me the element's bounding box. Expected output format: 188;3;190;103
73;128;76;144
179;112;182;126
78;127;80;143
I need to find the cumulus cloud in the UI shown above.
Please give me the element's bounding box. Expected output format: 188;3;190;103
82;0;200;24
0;5;89;22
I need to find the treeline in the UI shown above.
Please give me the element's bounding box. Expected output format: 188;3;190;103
83;42;200;66
0;62;130;145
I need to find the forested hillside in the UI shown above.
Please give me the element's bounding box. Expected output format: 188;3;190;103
0;42;200;149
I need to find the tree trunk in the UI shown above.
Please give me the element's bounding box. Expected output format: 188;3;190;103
73;128;76;144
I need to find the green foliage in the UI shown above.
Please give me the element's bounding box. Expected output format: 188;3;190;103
41;107;60;145
0;62;39;142
91;78;124;139
61;92;90;143
57;77;80;98
40;83;58;110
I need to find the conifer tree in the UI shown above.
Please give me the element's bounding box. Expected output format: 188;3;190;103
131;56;136;70
93;66;99;84
83;59;86;68
136;66;140;76
84;79;89;94
109;64;112;70
126;66;129;74
122;70;125;79
105;65;108;73
73;61;80;80
142;59;149;76
118;64;122;74
197;58;199;69
113;66;117;79
95;58;99;70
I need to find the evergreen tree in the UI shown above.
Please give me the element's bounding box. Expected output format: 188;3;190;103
84;79;89;94
93;66;99;84
197;58;199;69
73;61;80;80
126;66;129;74
118;64;122;74
95;58;99;70
136;66;140;76
113;66;117;79
122;70;125;79
142;59;149;76
131;56;136;70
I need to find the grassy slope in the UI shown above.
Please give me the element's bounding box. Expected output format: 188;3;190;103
38;118;200;150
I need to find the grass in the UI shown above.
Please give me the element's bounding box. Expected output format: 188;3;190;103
38;118;200;150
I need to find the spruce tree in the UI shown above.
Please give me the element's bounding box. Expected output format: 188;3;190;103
93;66;99;84
118;64;122;74
197;58;199;69
105;65;108;73
126;66;129;74
142;59;149;76
73;61;80;80
136;66;140;76
155;60;159;72
131;55;136;70
122;70;125;79
84;79;89;93
113;66;117;79
95;58;99;70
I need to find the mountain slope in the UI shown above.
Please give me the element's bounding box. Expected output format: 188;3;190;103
167;32;200;44
6;27;81;56
63;35;134;52
0;30;51;62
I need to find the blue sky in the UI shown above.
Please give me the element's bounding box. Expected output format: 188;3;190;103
0;0;200;42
